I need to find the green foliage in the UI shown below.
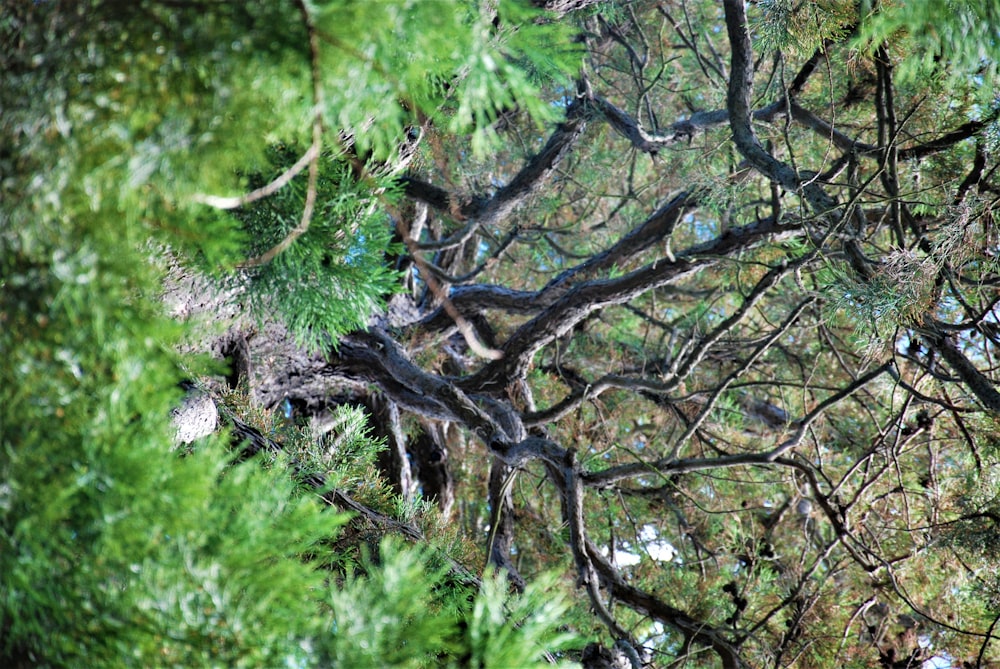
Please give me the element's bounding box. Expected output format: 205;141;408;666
235;150;401;350
0;190;347;665
0;441;348;668
309;0;576;158
465;570;579;669
827;249;937;353
3;1;310;266
13;0;1000;665
752;0;856;54
292;403;389;491
321;539;578;668
856;0;1000;98
321;539;464;667
2;0;583;666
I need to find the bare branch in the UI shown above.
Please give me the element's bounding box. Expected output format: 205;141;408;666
398;204;504;360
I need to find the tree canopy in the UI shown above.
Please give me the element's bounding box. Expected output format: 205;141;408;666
5;1;1000;668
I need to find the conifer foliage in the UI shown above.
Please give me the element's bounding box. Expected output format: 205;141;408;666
2;1;575;667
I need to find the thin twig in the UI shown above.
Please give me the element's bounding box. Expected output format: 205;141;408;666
191;143;319;210
399;203;504;360
238;120;322;269
238;0;323;269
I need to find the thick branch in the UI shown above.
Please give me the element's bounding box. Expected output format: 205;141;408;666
403;97;588;231
333;330;515;442
419;190;700;333
525;259;807;425
460;214;797;389
723;0;826;209
585;536;748;669
922;324;1000;414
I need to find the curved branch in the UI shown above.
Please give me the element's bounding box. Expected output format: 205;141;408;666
921;323;1000;414
723;0;830;212
584;535;748;669
583;361;894;487
398;204;503;360
238;0;323;269
524;259;809;426
562;450;636;645
403;97;588;231
191;143;320;210
418;189;702;333
460;214;796;390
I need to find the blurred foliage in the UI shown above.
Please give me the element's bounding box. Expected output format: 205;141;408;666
856;0;1000;99
6;0;1000;666
1;0;579;666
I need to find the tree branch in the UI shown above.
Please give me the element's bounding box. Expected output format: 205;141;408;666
238;0;323;269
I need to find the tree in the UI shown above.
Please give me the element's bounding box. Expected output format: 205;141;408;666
1;1;576;667
5;1;1000;668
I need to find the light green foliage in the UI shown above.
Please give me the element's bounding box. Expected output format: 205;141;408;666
465;570;579;669
310;0;576;158
828;249;938;351
856;0;1000;98
218;0;576;345
235;149;402;350
292;403;390;491
321;539;578;668
2;0;579;666
0;189;347;665
3;1;307;265
752;0;856;54
322;539;464;668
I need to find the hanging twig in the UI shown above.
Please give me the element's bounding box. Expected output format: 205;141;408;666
398;203;504;360
237;0;323;269
191;0;324;269
191;143;319;210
